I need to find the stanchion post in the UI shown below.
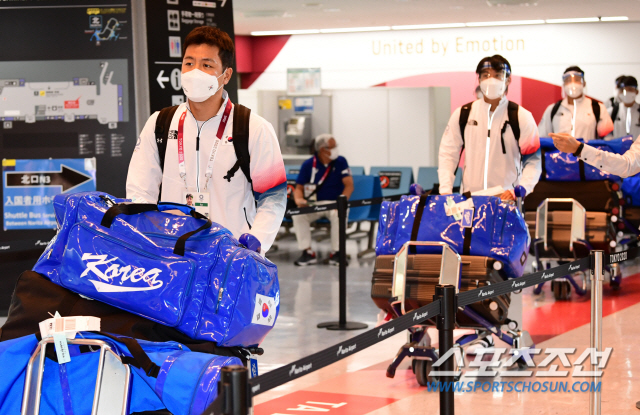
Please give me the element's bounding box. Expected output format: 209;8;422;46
202;365;250;415
318;195;368;331
435;284;456;415
590;251;604;415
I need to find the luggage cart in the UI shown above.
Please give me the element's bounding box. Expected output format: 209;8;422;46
528;198;620;299
379;241;535;386
22;338;131;415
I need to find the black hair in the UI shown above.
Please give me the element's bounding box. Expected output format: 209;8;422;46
620;75;638;88
615;75;625;87
186;193;193;198
563;66;584;76
183;26;235;70
476;55;511;77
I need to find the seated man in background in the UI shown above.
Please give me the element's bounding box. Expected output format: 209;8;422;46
292;134;354;266
538;66;613;141
438;55;541;200
608;76;640;140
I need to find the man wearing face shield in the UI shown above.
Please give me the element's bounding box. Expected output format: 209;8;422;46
292;134;354;266
126;26;287;254
607;76;640;140
607;75;625;109
538;66;613;141
438;55;541;200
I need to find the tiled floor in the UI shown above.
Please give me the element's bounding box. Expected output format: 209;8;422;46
256;232;640;414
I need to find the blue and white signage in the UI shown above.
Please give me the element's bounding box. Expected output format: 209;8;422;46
3;158;96;230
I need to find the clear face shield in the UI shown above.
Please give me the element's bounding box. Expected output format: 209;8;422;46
618;85;638;105
478;62;509;100
562;72;585;99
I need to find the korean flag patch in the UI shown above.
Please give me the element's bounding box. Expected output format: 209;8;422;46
252;294;277;327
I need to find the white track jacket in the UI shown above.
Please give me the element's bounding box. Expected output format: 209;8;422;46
438;97;541;196
538;97;613;141
126;93;287;253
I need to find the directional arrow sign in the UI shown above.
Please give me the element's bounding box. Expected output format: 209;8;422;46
157;70;169;89
5;165;93;192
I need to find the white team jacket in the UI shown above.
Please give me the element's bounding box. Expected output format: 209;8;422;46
579;138;640;178
438;96;541;196
608;102;640;140
126;93;287;253
538;97;613;141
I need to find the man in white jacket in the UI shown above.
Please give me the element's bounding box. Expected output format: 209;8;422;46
438;55;541;199
538;66;613;141
607;76;640;140
126;26;287;253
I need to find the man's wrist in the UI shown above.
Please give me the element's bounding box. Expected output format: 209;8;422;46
573;143;585;157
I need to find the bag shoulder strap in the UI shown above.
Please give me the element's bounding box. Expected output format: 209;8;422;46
507;101;520;142
154;106;180;174
550;99;563;126
454;101;475;175
223;104;252;187
458;101;474;145
591;98;601;138
611;102;620;122
154;105;179;202
408;190;433;254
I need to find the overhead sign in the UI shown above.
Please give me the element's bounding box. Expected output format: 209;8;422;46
287;68;322;96
3;158;96;230
145;0;238;112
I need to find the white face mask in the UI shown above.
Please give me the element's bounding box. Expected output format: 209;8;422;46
329;147;339;160
564;83;584;99
181;69;225;102
480;78;506;100
619;90;637;105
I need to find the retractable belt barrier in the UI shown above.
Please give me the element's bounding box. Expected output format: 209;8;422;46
245;245;640;396
284;194;405;217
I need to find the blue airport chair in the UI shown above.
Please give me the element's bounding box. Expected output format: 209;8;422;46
346;175;383;257
417;167;439;191
369;166;414;197
285;165;302;175
350;166;365;176
416;167;463;192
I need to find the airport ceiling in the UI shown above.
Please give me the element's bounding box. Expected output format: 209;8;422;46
233;0;640;35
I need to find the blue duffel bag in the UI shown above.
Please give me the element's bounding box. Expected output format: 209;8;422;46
0;332;242;415
622;173;640;206
540;135;633;181
375;194;530;279
34;192;279;347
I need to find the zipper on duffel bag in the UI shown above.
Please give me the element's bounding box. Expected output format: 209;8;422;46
78;223;198;312
216;247;243;313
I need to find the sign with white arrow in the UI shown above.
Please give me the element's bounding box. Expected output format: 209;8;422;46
145;0;238;112
157;70;170;89
3;158;96;230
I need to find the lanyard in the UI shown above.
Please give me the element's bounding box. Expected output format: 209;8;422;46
177;99;233;190
310;156;332;185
